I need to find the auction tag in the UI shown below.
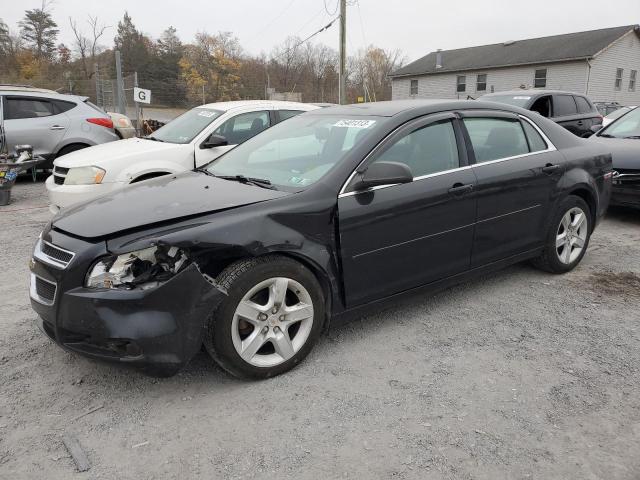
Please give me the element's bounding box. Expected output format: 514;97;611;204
333;119;376;128
197;110;217;117
513;96;531;100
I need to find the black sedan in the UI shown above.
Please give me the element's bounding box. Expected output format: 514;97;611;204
589;106;640;208
30;100;613;379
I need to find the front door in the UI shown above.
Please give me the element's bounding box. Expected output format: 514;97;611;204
2;96;69;158
338;114;477;307
460;112;564;267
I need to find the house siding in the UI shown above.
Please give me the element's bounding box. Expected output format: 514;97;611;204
587;30;640;104
392;62;588;100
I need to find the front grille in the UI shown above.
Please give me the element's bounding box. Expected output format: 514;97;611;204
42;241;74;264
613;169;640;187
54;175;64;185
53;166;68;185
35;276;56;303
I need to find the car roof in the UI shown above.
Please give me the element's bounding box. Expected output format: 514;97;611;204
0;88;89;102
0;84;58;94
198;100;319;111
306;99;537;117
481;89;588;97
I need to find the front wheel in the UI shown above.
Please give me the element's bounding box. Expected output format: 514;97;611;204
204;256;325;379
532;195;592;273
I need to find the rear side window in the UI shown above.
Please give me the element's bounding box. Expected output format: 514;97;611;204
276;110;304;123
52;100;76;114
574;96;593;114
4;97;54;119
521;120;548;152
463;117;529;163
373;119;459;177
553;95;578;117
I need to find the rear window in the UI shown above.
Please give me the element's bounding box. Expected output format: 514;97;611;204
574;96;593;114
553;95;578;117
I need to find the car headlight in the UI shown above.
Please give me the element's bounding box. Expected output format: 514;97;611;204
85;246;188;289
64;166;106;185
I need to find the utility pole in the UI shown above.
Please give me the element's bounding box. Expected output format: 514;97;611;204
339;0;346;105
115;50;126;115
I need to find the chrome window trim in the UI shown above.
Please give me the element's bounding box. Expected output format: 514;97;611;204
338;114;557;199
30;273;57;306
33;238;75;269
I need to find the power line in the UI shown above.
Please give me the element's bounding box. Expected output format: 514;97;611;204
271;17;339;60
248;0;297;42
324;0;339;16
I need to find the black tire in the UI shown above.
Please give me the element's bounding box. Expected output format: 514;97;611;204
532;195;592;273
56;144;89;158
203;255;326;379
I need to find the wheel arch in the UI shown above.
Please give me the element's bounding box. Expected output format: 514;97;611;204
566;186;597;229
55;142;91;157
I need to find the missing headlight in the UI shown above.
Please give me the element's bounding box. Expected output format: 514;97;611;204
85;245;189;289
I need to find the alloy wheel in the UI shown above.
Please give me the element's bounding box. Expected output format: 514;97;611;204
231;277;314;367
556;207;588;265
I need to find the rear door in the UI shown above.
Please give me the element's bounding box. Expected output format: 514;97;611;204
2;96;70;158
460;111;565;267
574;95;602;132
551;94;583;136
338;113;477;306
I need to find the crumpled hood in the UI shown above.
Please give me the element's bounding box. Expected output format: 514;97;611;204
52;171;290;239
53;138;188;169
589;136;640;170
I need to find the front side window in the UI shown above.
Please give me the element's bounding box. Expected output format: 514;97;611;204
553;95;578;117
463;117;529;163
150;107;224;144
476;74;487;92
214;110;270;145
4;97;54;119
410;79;418;95
372;120;459;178
615;68;623;90
630;70;637;91
207;115;380;190
456;75;466;93
534;69;547;88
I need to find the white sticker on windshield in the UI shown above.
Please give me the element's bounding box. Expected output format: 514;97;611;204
333;119;376;128
197;110;217;117
513;96;531;100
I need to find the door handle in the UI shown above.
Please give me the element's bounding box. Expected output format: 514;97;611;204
542;163;560;173
50;125;66;130
448;183;473;195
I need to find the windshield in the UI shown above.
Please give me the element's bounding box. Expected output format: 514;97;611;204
605;107;631;121
206;114;380;190
599;107;640;138
150;107;224;144
482;95;533;108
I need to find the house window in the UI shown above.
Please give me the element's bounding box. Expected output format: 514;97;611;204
534;69;547;88
456;75;466;93
615;68;623;90
476;74;487;91
410;79;418;95
630;70;637;91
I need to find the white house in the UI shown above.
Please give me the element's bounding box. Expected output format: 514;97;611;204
391;25;640;105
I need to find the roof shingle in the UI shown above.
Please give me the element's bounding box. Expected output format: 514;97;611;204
391;25;639;77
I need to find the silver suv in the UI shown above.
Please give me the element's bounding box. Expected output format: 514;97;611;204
0;85;119;169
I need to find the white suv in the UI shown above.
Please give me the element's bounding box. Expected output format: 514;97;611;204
46;100;319;213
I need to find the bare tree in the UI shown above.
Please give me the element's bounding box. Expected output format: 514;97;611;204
69;15;109;78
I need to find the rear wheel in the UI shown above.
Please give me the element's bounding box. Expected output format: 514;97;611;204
532;195;591;273
204;256;325;379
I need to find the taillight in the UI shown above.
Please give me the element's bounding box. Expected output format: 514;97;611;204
86;118;114;129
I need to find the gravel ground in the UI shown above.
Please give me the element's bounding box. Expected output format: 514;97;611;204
1;180;639;480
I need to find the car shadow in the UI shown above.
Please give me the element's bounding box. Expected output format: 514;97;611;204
606;206;640;225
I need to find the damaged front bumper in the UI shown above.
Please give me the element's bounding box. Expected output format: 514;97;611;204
30;230;225;372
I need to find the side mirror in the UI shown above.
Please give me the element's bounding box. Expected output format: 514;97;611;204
352;161;413;191
202;134;228;149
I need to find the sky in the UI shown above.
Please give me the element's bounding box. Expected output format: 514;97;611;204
2;0;639;63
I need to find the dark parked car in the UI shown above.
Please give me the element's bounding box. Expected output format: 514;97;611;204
480;90;603;137
589;106;640;208
30;100;612;379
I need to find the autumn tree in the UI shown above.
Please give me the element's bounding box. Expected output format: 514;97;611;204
350;46;405;102
19;1;59;60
